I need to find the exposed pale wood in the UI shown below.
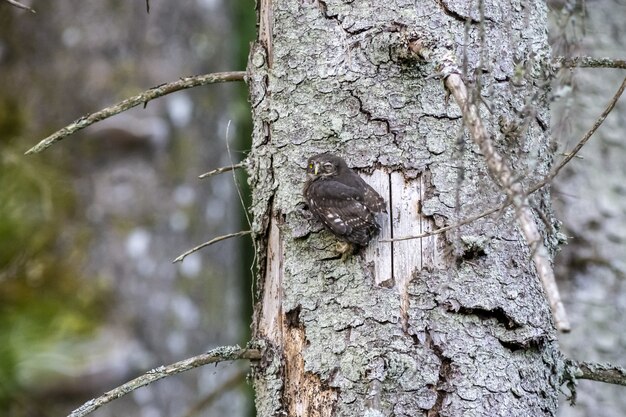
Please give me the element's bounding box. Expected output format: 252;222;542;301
259;0;273;63
362;170;393;287
259;219;283;344
419;175;445;270
390;172;422;331
390;172;423;277
284;317;338;416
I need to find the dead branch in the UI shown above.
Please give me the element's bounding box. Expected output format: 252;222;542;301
435;49;570;331
179;368;247;417
67;346;261;417
533;76;626;188
385;76;626;244
173;230;252;263
572;360;626;387
25;71;246;155
3;0;35;13
555;56;626;70
380;199;507;243
199;162;246;179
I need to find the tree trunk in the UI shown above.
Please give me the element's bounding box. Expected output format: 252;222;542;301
249;1;562;416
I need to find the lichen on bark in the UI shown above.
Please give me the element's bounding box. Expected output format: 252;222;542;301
249;1;562;416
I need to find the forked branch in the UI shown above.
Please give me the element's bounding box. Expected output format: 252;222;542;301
384;76;626;244
25;71;246;155
67;346;261;417
436;50;571;331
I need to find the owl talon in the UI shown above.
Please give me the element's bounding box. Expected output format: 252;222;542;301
335;241;354;261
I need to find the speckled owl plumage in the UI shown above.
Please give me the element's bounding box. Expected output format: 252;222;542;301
303;153;386;246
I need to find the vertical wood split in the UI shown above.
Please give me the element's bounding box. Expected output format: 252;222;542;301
259;219;284;344
363;169;444;333
284;314;339;417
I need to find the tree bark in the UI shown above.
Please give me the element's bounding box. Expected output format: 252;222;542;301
249;1;562;416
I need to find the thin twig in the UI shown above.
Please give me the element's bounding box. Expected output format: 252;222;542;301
224;120;258;297
25;71;246;155
555;56;626;70
384;76;626;244
3;0;35;13
225;121;253;232
180;369;247;417
380;201;507;243
565;359;626;387
433;48;571;331
173;230;252;263
67;346;262;417
199;162;246;179
533;76;626;189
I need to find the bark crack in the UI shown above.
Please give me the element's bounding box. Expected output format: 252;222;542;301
426;331;453;417
317;0;373;35
348;90;398;142
435;0;480;24
454;305;522;330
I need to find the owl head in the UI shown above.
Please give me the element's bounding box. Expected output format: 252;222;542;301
306;153;347;180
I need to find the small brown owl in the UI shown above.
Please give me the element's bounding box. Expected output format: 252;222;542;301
303;153;386;247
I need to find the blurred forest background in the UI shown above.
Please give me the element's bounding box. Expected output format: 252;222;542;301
0;1;624;417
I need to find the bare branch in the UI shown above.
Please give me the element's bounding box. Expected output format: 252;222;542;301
380;201;507;243
199;162;246;179
180;369;247;417
565;359;626;387
435;49;570;331
385;76;626;245
67;346;261;417
575;361;626;387
173;230;252;263
3;0;35;13
533;76;626;189
555;56;626;70
25;71;246;155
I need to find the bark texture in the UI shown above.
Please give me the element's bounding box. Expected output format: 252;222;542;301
249;1;562;416
550;0;626;415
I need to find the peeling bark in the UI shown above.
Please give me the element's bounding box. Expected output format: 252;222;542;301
249;1;562;416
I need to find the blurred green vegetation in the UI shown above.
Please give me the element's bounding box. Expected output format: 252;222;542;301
232;0;256;305
232;1;256;417
0;97;107;413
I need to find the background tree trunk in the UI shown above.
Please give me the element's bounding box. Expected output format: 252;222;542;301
249;1;562;416
0;3;251;416
550;1;626;415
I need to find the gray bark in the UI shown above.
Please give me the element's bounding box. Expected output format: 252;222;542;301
249;1;562;416
551;1;626;415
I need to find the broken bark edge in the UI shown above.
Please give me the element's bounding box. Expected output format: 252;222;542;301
563;359;626;405
66;346;262;417
565;359;626;387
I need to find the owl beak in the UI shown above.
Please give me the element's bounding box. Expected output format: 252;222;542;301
314;163;319;176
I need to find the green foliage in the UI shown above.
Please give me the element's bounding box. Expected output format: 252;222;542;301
0;101;105;411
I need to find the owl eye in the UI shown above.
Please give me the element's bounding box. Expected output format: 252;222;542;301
323;162;334;171
308;163;314;170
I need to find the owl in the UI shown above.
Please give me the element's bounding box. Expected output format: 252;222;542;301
303;153;386;247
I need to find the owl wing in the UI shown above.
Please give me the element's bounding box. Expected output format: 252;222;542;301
340;170;387;213
305;180;379;244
